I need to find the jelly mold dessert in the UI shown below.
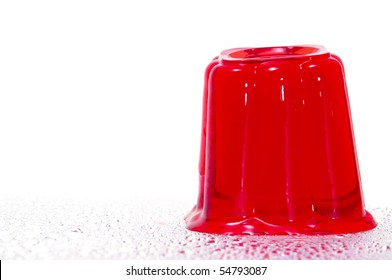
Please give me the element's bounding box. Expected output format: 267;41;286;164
185;45;377;235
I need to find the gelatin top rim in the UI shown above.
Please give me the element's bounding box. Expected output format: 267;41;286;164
220;45;329;63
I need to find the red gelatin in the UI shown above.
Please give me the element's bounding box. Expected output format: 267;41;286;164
185;45;377;235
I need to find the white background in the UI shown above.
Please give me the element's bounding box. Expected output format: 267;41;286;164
2;260;388;280
0;0;391;207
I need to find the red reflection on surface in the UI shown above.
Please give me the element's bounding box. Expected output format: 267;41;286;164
185;46;377;235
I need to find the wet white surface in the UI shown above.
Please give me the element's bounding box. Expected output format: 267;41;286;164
0;197;391;259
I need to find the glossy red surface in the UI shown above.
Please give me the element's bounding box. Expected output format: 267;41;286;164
186;45;377;235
